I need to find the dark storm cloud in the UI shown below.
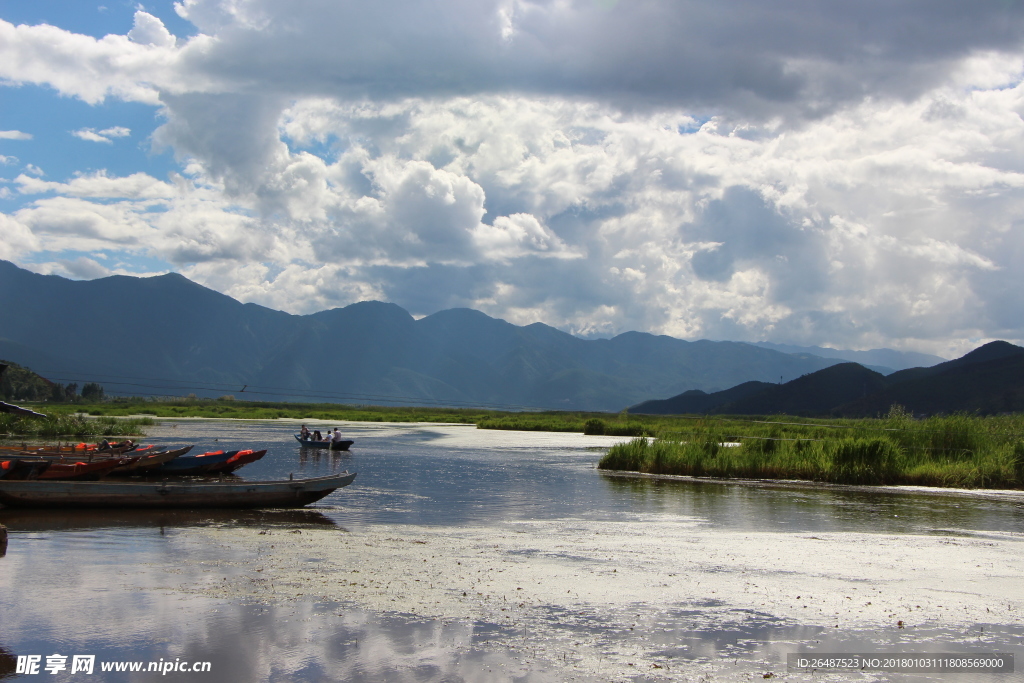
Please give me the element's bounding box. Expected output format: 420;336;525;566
177;0;1024;117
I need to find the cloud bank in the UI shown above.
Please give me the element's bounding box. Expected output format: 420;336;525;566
2;1;1024;355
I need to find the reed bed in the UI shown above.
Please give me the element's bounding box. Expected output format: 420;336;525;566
599;409;1024;489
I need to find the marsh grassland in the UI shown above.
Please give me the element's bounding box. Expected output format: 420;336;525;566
599;407;1024;488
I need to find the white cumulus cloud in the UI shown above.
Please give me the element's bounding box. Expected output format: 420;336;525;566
3;1;1024;356
71;126;132;143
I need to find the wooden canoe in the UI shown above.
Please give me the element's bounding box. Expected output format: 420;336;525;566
0;459;51;480
108;445;194;475
35;458;134;480
0;441;139;455
207;449;267;474
295;434;353;451
1;457;130;481
4;444;152;460
0;472;356;509
148;450;239;475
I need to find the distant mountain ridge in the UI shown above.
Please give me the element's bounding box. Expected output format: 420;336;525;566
632;341;1024;416
751;341;944;372
0;260;933;411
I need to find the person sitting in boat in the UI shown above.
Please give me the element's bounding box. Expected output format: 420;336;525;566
331;428;343;444
313;430;322;441
300;425;311;441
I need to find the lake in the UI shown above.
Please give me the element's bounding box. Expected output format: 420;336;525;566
1;419;1022;682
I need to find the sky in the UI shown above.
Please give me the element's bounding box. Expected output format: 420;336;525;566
2;2;1024;357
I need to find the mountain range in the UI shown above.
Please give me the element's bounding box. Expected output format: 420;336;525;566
0;260;942;411
631;341;1024;417
751;341;943;373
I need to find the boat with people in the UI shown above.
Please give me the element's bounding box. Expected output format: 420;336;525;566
0;472;357;509
294;434;353;451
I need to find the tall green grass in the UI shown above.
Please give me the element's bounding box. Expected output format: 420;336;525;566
599;410;1024;489
0;414;153;439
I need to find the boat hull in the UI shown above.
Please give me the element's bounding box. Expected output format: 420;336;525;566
0;473;356;509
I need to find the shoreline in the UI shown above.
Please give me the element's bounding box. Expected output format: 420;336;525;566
598;468;1024;503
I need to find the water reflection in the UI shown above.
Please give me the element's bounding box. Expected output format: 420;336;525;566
600;473;1024;535
0;597;560;683
1;597;1018;683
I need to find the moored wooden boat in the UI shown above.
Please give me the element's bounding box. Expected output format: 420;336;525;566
295;434;353;451
2;457;131;481
108;445;194;475
0;472;356;509
0;459;50;480
149;450;239;475
207;449;267;474
0;441;139;455
3;444;150;460
34;457;134;480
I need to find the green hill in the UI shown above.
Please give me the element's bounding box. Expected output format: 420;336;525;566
837;342;1024;416
0;360;53;402
629;381;773;414
719;363;887;416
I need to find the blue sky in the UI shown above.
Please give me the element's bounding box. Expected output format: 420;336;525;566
3;1;1024;356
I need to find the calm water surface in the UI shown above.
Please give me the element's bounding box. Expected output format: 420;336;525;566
1;420;1021;682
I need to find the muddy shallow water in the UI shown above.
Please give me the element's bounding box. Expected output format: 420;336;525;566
1;420;1022;682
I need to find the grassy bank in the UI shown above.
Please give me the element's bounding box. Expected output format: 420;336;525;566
475;414;654;436
0;413;153;439
44;399;493;424
39;399;656;434
598;410;1024;489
